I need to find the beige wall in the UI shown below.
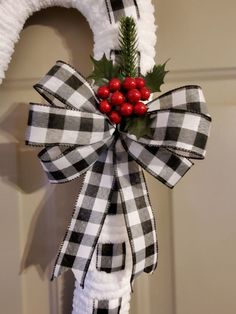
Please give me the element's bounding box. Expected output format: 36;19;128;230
155;1;236;314
0;2;236;314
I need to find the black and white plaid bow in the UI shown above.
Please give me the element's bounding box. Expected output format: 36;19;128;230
26;61;211;287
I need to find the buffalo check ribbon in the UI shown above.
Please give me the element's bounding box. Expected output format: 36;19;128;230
25;61;211;287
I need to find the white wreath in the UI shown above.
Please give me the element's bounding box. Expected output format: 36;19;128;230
0;1;157;313
0;0;156;84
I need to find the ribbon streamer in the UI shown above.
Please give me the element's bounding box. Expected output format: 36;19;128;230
26;61;211;287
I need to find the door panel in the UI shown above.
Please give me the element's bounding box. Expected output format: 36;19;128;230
155;0;236;314
0;8;93;314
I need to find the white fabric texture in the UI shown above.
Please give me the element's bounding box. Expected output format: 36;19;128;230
0;0;157;313
0;0;156;84
72;214;132;314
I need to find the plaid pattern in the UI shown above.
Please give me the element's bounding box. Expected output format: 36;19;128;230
96;242;126;273
122;139;193;188
34;60;99;113
38;139;113;183
114;139;158;278
105;0;140;24
53;146;115;285
26;61;211;287
148;85;209;115
93;298;122;314
107;180;124;215
26;104;114;146
138;86;211;158
125;107;210;158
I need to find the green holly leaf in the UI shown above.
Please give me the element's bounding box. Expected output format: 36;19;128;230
87;54;120;85
144;60;169;93
123;114;155;139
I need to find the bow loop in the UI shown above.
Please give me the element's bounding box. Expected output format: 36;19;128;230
38;138;113;183
148;85;209;116
26;104;115;147
34;60;100;113
121;138;193;188
120;85;211;188
25;62;116;185
124;108;211;159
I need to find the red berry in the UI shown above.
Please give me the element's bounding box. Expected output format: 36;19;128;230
127;89;141;103
109;78;121;92
140;87;151;101
99;100;111;113
97;85;110;99
120;103;133;117
134;102;147;116
135;77;146;89
110;91;125;106
109;111;122;124
123;77;136;90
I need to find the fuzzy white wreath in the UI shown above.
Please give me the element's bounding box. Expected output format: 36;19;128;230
0;0;156;84
0;1;157;313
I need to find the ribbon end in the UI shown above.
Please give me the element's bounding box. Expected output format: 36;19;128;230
50;263;69;281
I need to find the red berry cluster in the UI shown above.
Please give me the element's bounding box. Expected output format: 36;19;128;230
97;77;151;124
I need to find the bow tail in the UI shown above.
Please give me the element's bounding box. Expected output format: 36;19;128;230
107;179;124;215
51;144;115;287
114;139;158;282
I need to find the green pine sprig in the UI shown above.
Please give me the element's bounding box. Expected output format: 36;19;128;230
87;17;170;139
118;17;138;78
